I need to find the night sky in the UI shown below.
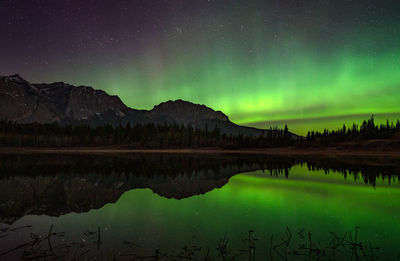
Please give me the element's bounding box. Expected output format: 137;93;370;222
1;0;400;134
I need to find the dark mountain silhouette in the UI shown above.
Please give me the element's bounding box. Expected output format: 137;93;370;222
0;74;299;138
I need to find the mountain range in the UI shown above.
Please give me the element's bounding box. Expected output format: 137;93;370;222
0;74;298;137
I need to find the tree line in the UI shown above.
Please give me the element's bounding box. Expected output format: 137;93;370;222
2;153;397;186
0;115;399;148
304;115;400;146
0;121;293;148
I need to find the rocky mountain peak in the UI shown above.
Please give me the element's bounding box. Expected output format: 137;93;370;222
149;99;229;124
3;74;27;84
0;74;37;93
0;75;129;122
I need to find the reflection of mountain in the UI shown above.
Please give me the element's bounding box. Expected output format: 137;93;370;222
0;173;229;224
0;154;399;225
0;154;295;224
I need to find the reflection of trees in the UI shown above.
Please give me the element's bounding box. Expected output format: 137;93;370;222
0;154;298;179
301;158;400;187
0;154;399;186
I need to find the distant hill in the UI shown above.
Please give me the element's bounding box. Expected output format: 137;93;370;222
0;74;299;138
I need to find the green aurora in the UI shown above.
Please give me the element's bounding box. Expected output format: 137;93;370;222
80;27;400;135
2;1;400;135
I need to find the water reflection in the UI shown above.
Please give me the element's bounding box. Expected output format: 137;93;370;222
0;153;399;260
0;154;399;224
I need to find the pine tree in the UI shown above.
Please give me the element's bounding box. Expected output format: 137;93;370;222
284;124;289;136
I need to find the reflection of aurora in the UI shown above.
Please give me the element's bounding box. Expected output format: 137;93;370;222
99;164;400;259
1;155;399;259
0;153;399;224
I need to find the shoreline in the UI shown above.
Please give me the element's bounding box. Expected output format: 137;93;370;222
1;147;399;158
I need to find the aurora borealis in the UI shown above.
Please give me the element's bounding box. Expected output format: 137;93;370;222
1;0;400;134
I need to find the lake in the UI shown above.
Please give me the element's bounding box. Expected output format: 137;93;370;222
0;153;399;260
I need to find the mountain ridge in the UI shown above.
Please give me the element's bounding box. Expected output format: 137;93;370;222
0;74;298;138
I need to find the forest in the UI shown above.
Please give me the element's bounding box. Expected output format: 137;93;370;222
304;116;400;145
0;116;399;148
0;120;293;148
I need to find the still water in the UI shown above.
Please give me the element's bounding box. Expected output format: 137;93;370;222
0;154;399;260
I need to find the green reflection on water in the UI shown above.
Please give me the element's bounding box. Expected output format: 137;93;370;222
62;164;399;257
7;162;400;259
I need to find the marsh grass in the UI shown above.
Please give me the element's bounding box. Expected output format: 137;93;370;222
0;225;393;260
